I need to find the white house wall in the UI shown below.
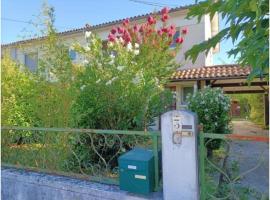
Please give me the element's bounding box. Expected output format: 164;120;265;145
2;9;218;70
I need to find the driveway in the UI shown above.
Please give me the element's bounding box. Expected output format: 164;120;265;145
232;120;268;136
229;120;269;196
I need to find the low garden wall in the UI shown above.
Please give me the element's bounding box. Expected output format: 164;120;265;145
2;167;162;200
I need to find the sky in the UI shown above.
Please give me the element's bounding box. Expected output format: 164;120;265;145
1;0;237;64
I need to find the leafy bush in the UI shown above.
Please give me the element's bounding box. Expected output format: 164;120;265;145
72;9;186;130
68;8;187;171
1;56;42;143
1;54;76;142
187;87;231;154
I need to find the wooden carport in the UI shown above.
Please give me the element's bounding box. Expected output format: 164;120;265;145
169;64;269;126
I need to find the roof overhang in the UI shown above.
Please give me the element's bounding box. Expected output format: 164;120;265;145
170;64;269;94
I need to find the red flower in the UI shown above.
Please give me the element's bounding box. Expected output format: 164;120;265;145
170;25;176;31
139;24;145;32
182;27;188;34
125;36;131;43
123;31;131;43
175;37;184;44
147;16;156;25
168;25;176;36
157;29;163;36
117;27;124;34
133;24;139;32
108;33;116;42
168;30;174;37
161;27;168;33
161;14;169;22
111;28;117;34
123;18;130;26
147;28;153;35
161;7;170;15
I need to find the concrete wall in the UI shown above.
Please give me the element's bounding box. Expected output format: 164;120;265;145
2;167;162;200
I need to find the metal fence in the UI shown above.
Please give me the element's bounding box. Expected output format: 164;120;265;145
199;132;269;200
1;126;161;190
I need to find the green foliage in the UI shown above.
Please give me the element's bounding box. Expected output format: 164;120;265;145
1;56;39;126
1;54;76;136
1;56;41;143
249;94;265;125
187;87;231;151
230;94;265;125
72;30;179;130
69;15;183;171
185;0;269;80
187;87;231;134
37;2;74;84
2;3;77;132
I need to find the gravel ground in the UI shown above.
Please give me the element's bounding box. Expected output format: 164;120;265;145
229;140;269;194
229;120;269;196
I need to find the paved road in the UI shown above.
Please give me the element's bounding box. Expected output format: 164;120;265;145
230;120;269;196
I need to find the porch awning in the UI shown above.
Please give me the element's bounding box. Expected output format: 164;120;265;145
171;64;251;81
170;64;268;94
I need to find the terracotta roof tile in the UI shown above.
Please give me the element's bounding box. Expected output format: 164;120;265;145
171;65;251;81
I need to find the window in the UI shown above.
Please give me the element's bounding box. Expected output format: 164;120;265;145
25;53;38;72
69;50;76;60
182;86;193;104
11;48;17;60
170;30;180;48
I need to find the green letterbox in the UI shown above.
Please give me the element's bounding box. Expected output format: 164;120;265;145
118;148;154;195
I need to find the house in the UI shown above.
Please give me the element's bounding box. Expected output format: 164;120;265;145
1;5;219;104
2;5;268;126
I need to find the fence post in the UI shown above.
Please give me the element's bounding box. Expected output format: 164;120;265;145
199;132;206;200
151;134;159;191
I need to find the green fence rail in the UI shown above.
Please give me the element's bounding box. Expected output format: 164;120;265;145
1;126;161;191
199;132;269;200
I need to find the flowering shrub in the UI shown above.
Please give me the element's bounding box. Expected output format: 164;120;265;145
187;87;231;153
72;7;187;130
68;7;187;171
187;87;231;133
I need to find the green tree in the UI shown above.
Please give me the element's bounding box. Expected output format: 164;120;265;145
34;2;78;127
185;0;269;80
37;2;74;84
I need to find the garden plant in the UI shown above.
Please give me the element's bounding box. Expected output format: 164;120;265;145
187;87;231;156
68;7;188;173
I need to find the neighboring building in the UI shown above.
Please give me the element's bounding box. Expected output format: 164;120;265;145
2;5;268;126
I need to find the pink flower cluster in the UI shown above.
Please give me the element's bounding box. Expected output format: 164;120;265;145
107;7;187;46
161;7;170;22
